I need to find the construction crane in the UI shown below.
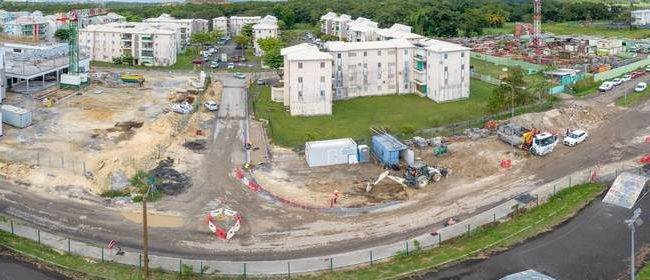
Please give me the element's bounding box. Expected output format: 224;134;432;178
531;0;543;60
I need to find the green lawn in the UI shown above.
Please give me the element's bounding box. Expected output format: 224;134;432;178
252;79;496;148
91;48;201;71
484;22;650;39
471;57;508;78
615;88;650;107
299;183;604;280
639;264;650;280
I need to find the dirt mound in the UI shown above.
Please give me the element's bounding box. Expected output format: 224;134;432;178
150;158;192;195
183;139;207;152
511;103;607;132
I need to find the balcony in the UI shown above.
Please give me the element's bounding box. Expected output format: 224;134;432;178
414;54;426;61
141;35;153;42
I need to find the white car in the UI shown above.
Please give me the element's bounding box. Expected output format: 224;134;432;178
204;101;219;111
599;82;614;92
612;78;623;86
227;63;235;69
621;74;632;82
234;72;246;79
635;82;647;92
563;129;588;147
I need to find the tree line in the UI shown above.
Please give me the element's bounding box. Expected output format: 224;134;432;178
0;0;628;37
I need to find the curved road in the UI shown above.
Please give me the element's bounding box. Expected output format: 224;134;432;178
0;72;649;263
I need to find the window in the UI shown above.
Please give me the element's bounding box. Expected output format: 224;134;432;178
363;63;368;68
298;62;303;69
298;77;303;83
444;53;448;59
404;50;408;55
320;76;326;82
320;89;325;96
461;52;465;58
363;51;367;57
349;52;357;57
461;64;465;70
320;62;325;68
378;62;382;68
298;90;303;97
337;53;342;59
378;50;382;56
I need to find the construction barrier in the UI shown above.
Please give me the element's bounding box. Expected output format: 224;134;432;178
641;155;650;164
471;52;545;74
593;57;650;81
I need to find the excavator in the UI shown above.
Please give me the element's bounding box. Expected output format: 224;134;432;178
366;161;450;192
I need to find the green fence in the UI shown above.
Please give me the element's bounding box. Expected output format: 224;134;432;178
593;58;650;81
471;52;546;74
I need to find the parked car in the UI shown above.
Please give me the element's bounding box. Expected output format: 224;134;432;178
611;78;623;86
599;81;614;91
227;63;235;69
234;72;246;79
204;101;219;111
563;129;588;147
635;82;647;92
646;65;650;72
631;71;645;79
210;61;219;68
256;79;265;85
621;74;632;82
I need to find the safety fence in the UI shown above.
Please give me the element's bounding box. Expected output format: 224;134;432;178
471;52;545;74
594;57;650;81
470;72;502;85
0;162;644;277
416;101;553;138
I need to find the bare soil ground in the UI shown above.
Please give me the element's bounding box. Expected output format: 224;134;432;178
253;100;622;209
0;70;216;194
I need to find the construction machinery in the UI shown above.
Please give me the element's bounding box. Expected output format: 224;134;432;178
497;123;558;156
366;161;450;191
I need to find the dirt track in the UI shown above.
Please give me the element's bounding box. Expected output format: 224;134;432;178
0;71;648;261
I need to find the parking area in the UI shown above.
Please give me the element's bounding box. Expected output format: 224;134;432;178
199;38;260;70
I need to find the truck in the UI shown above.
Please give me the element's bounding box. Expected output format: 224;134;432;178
497;123;558;156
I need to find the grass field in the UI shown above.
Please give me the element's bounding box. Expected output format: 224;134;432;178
470;58;507;78
252;79;496;148
615;88;650;107
91;47;201;71
484;22;650;39
300;183;605;279
640;264;650;280
0;183;603;280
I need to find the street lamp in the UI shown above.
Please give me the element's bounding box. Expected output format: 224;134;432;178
625;208;643;280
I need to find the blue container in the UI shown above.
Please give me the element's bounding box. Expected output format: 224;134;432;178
372;134;407;166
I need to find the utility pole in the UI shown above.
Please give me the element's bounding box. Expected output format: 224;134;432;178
625;208;643;280
141;176;155;280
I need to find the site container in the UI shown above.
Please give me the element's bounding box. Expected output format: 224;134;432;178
305;138;358;167
357;145;369;163
372;134;407;167
1;105;31;128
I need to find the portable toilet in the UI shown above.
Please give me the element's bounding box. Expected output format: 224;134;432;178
357;145;369;163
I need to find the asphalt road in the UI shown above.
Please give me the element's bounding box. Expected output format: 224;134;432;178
0;70;648;262
0;252;67;280
417;188;650;280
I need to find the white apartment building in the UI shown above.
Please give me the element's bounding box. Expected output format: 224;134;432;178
0;43;5;101
229;16;262;36
413;39;470;102
79;22;181;67
346;17;379;42
325;39;414;100
632;10;650;26
212;16;228;34
320;12;351;40
144;14;209;47
280;43;333;116
376;23;423;43
252;15;279;56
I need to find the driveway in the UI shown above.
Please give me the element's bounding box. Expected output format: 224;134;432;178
418;189;650;280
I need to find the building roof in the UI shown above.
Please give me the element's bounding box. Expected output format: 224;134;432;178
281;43;332;61
418;38;470;52
320;12;337;20
253;15;278;29
213;16;227;21
230;15;262;20
372;134;408;152
144;13;194;24
324;38;414;52
306;138;356;149
81;22;178;35
389;23;411;33
347;17;378;32
375;28;423;40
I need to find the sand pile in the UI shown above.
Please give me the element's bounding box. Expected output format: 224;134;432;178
511;103;607;132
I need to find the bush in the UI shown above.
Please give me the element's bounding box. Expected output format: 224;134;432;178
572;77;598;94
100;189;130;198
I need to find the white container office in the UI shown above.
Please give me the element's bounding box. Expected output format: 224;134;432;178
1;105;32;128
305;138;358;167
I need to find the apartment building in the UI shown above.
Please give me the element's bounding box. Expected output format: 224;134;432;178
413;39;470;102
212;16;228;34
3;14;56;41
229;16;262;36
79;22;180;67
346;17;379;42
320;12;352;40
376;23;423;43
280;43;333;116
252;15;279;56
633;9;650;26
144;14;209;47
325;39;414;100
0;43;5;101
